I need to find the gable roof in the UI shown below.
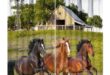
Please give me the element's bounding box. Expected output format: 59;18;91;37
61;6;92;28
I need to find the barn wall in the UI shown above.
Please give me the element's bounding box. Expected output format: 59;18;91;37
55;6;75;26
46;6;75;26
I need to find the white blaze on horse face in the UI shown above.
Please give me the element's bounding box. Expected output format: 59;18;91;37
41;43;44;50
66;42;70;55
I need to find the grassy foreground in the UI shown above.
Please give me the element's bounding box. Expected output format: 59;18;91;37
8;30;103;74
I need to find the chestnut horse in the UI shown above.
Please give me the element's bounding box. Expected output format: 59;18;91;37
43;39;70;75
15;38;49;75
63;39;97;75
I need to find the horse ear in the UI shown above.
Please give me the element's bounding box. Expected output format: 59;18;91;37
41;39;44;43
62;37;65;40
40;38;43;40
89;40;91;43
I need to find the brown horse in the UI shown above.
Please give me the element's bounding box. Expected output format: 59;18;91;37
15;38;48;75
63;39;97;75
43;38;70;75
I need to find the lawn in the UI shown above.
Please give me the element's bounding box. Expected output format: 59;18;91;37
8;30;103;74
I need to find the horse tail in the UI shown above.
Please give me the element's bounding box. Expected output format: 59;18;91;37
8;60;16;75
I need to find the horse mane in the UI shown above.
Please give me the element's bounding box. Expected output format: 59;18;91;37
77;39;91;52
28;38;43;55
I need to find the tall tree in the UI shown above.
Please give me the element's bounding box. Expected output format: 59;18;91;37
20;4;35;29
34;0;64;25
67;4;88;23
11;3;35;30
86;15;102;28
8;16;16;30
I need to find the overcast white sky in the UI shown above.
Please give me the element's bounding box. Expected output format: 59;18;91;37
8;0;103;18
65;0;103;18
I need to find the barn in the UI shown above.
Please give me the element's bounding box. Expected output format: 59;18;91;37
46;5;92;30
33;5;92;30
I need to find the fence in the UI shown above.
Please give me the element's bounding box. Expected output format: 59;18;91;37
32;25;102;32
33;25;84;30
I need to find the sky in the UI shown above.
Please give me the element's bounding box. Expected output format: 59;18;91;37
65;0;103;18
8;0;103;18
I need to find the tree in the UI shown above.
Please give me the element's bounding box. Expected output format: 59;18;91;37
67;4;78;15
10;4;35;30
8;16;15;30
78;11;88;23
34;0;64;25
87;15;102;28
86;17;93;26
56;0;65;8
20;4;35;29
67;4;88;23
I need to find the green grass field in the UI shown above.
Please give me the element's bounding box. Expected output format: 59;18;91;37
8;30;103;75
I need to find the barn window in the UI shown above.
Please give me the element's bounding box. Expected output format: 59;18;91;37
56;20;65;25
58;12;61;15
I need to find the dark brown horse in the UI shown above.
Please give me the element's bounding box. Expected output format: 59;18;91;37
63;39;97;75
15;38;48;75
43;38;70;75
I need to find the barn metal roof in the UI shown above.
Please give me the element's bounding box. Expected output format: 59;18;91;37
62;6;91;28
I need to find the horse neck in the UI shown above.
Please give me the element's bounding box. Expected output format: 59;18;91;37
76;47;87;60
29;48;41;59
63;46;68;61
57;44;68;63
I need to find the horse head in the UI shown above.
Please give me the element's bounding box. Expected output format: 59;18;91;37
77;39;94;57
56;38;71;56
28;38;45;57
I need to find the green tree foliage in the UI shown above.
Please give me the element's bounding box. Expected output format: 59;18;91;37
20;4;35;29
67;4;78;14
78;11;88;23
8;16;15;30
8;0;65;30
8;4;35;30
87;15;102;28
56;0;65;8
67;4;88;23
34;0;64;25
34;0;51;25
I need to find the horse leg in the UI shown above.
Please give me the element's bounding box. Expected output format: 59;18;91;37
45;70;51;75
74;73;78;75
8;60;16;75
39;72;44;75
87;70;93;75
56;73;58;75
70;73;72;75
91;66;97;75
69;73;76;75
77;72;82;75
63;68;68;75
56;71;59;75
42;67;51;75
39;68;44;75
63;72;68;75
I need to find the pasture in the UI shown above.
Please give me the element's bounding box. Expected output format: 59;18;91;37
8;30;103;75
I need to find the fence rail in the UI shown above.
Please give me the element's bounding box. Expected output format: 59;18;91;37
32;25;102;32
